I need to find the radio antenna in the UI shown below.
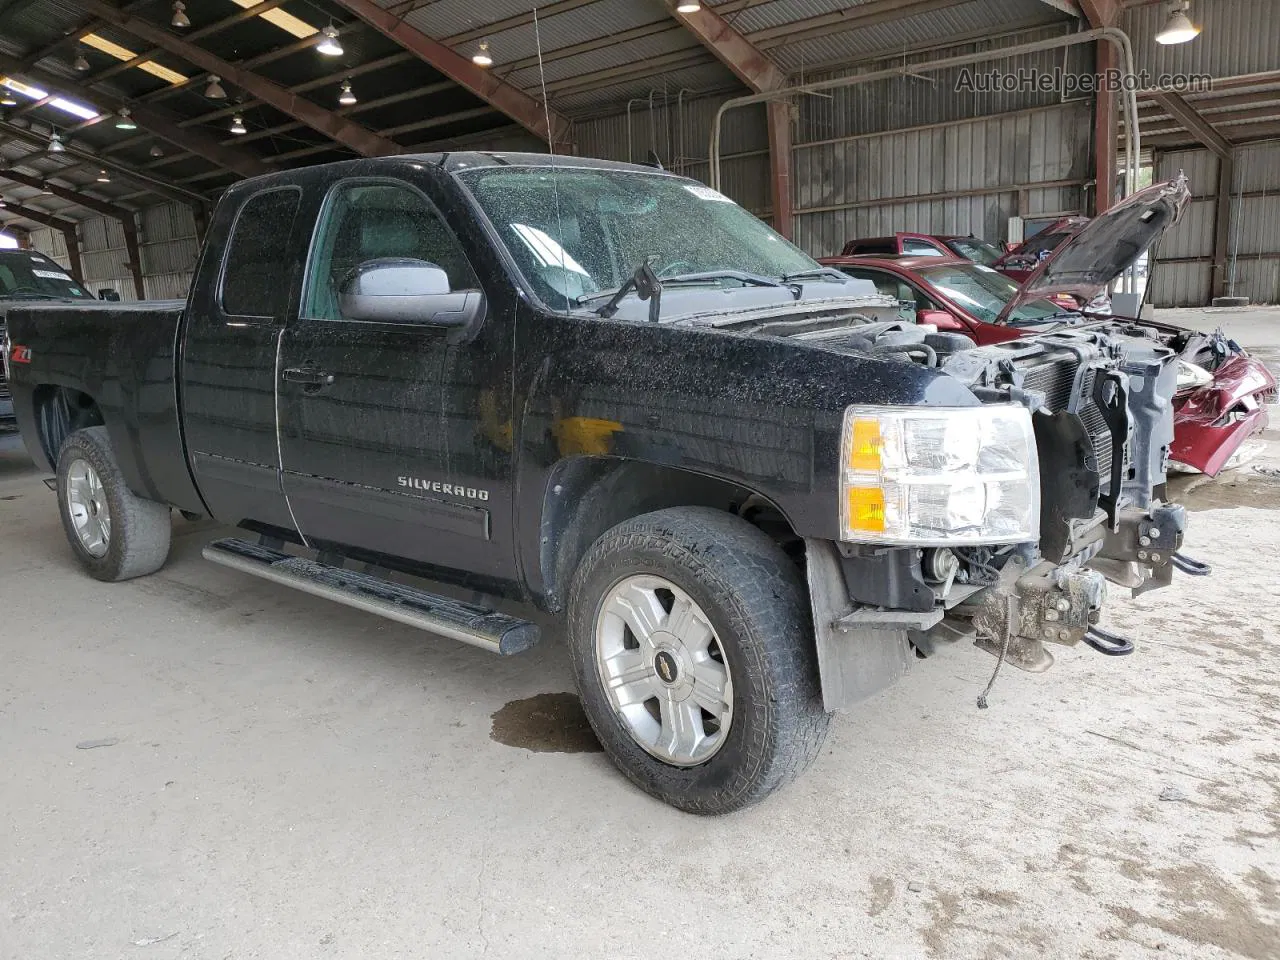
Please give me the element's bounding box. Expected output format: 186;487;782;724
533;5;571;310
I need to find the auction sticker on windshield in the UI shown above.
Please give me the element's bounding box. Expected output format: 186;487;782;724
683;184;734;203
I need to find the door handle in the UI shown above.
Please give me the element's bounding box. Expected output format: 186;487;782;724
282;367;335;386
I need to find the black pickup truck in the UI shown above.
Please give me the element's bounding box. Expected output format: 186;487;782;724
5;152;1203;813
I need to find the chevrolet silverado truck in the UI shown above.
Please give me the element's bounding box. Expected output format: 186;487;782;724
4;153;1206;814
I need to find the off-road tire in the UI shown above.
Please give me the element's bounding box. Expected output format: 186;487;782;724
567;506;830;814
56;426;171;582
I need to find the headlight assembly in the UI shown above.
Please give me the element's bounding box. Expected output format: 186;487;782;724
840;405;1039;545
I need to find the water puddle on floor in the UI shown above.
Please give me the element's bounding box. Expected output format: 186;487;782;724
1169;468;1280;512
489;692;603;754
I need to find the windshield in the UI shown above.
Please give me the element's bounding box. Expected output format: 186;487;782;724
457;166;817;310
945;238;1002;266
916;262;1069;325
0;253;91;300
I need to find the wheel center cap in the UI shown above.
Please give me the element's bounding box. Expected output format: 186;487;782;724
653;650;680;685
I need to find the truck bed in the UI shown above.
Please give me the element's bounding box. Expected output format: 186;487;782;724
5;300;205;514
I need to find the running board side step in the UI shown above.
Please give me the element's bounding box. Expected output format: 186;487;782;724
202;538;539;655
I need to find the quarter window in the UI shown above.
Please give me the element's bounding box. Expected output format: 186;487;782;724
220;188;301;318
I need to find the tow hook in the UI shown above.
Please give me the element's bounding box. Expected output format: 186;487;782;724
1172;552;1212;576
1082;625;1135;656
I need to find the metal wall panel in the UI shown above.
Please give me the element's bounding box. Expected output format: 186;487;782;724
792;101;1090;256
1153;143;1280;305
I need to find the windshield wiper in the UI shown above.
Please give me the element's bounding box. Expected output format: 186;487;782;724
578;266;790;320
1005;312;1082;328
779;267;850;284
2;292;64;300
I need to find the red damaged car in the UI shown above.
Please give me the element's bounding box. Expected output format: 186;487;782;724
821;178;1275;477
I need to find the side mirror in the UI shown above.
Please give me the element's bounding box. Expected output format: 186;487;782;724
917;308;967;332
338;257;485;330
98;288;120;301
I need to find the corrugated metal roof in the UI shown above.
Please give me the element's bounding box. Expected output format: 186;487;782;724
1125;0;1280;81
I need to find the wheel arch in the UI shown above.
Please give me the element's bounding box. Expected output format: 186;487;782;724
533;456;803;613
31;384;105;469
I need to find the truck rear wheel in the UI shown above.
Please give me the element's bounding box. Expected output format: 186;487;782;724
567;507;829;814
56;426;171;582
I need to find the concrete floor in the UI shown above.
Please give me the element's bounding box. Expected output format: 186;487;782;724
2;308;1279;960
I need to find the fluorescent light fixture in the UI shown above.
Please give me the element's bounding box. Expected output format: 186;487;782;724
171;1;190;28
97;169;111;182
676;1;702;12
230;115;247;135
316;25;343;56
229;0;318;39
1156;1;1201;44
0;78;99;120
47;132;66;153
81;33;187;84
205;75;227;99
472;40;493;67
338;79;357;106
115;108;137;130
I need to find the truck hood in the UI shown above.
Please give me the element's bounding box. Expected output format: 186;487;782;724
995;176;1191;325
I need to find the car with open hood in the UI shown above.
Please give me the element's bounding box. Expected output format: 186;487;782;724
821;177;1276;476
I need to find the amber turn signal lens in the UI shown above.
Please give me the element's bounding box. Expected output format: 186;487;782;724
847;418;882;472
845;486;886;532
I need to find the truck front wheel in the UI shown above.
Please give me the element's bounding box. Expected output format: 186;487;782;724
56;426;171;582
567;507;830;814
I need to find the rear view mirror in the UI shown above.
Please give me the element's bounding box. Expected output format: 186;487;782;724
98;288;120;301
917;309;967;332
339;257;485;332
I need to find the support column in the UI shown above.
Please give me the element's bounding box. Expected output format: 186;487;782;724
61;226;85;284
1093;41;1118;214
122;214;145;300
767;100;794;239
1211;150;1236;300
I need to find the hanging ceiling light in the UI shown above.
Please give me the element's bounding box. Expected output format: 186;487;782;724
0;196;6;208
230;115;247;135
149;143;164;157
338;79;357;106
1156;1;1200;44
471;40;493;67
316;25;343;56
675;1;702;12
39;181;53;194
115;108;137;130
0;91;17;106
171;1;190;28
97;169;111;182
73;51;90;71
48;132;66;153
204;75;227;99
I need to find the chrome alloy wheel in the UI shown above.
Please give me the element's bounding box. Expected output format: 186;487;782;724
595;574;734;767
66;458;111;558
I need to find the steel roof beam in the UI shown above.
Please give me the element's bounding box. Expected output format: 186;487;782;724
666;0;787;93
0;120;202;205
1032;0;1083;15
0;168;135;219
330;0;572;147
0;52;269;180
1146;91;1234;158
1079;0;1120;27
76;0;401;158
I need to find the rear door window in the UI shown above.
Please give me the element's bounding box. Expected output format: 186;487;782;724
220;188;302;319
